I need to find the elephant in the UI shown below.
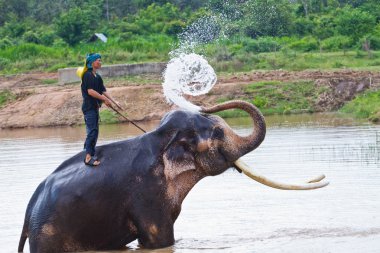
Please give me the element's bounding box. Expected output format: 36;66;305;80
18;100;328;252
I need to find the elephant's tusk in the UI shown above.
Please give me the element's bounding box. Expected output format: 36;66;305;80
307;174;325;183
234;159;329;190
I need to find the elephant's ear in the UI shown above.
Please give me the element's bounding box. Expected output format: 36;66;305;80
163;130;197;181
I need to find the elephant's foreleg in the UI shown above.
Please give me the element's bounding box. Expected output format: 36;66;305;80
29;234;65;253
137;222;175;249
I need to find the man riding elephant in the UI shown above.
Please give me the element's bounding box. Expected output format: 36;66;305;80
18;100;328;252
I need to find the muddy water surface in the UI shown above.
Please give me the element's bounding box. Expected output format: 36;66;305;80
1;113;380;253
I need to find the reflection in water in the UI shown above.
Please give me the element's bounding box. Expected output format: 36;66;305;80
1;113;380;253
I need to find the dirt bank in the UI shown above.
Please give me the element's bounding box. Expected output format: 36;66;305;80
0;69;379;128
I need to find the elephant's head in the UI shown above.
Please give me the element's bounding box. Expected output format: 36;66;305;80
155;100;328;203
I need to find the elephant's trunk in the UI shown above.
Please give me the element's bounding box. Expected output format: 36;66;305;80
201;100;266;160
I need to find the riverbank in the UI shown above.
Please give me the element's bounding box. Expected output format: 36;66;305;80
0;69;379;129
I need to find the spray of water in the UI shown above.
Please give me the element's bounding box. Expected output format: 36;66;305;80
162;3;242;112
162;17;221;112
162;53;217;112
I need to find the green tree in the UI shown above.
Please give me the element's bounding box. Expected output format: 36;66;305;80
0;0;30;25
358;0;380;22
131;3;186;35
311;14;336;39
1;14;31;38
334;6;376;40
243;0;293;38
55;5;101;45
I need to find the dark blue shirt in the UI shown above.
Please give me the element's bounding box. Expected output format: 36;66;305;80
81;70;106;112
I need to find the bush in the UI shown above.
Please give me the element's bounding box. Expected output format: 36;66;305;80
242;0;292;38
275;36;299;46
0;37;13;49
243;37;281;53
23;31;40;44
0;57;11;70
52;38;68;48
311;14;335;40
55;7;99;45
40;31;56;46
117;32;134;41
370;37;380;50
366;25;380;49
252;96;268;108
288;36;318;52
341;90;380;119
2;16;27;38
163;20;186;36
119;23;141;34
320;36;353;51
0;44;62;61
292;17;314;36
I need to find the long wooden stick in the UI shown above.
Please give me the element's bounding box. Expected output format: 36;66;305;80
108;105;146;133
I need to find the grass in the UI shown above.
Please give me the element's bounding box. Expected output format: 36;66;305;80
0;89;15;108
99;109;119;124
215;80;328;118
340;89;380;123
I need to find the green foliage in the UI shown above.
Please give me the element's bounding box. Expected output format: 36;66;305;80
243;37;281;53
1;0;380;74
0;43;63;61
288;36;319;52
127;3;187;36
320;36;353;51
311;14;336;39
22;31;40;44
242;0;293;38
357;0;380;22
216;80;323;117
1;14;29;38
367;36;380;51
244;80;321;115
0;43;66;73
334;6;376;40
0;37;13;49
0;57;10;70
163;20;186;36
39;30;57;46
340;89;380;120
99;109;119;124
118;34;174;55
292;17;314;36
55;6;101;45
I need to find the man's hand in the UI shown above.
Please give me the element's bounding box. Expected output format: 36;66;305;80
103;91;123;110
103;97;112;107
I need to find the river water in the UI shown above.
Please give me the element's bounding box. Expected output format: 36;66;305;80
1;113;380;253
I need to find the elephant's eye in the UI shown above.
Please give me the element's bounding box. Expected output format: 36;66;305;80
212;127;224;140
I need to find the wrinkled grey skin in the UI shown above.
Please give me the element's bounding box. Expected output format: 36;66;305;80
18;100;266;252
